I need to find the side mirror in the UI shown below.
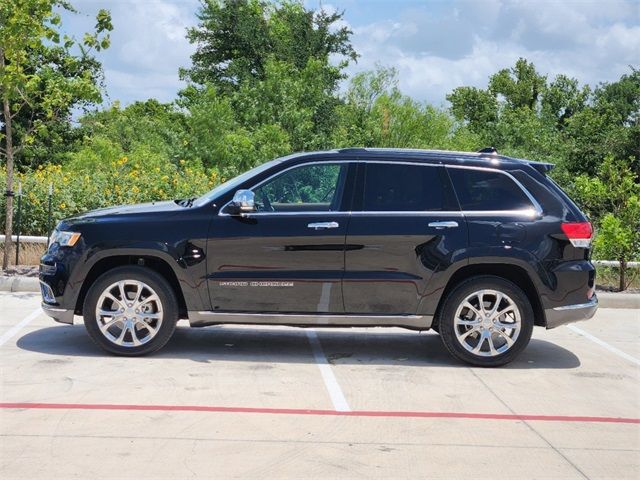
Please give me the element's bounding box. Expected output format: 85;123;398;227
227;189;255;215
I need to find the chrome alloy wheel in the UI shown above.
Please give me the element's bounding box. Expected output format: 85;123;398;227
95;280;163;347
453;289;521;357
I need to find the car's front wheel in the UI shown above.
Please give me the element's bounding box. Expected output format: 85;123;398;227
83;266;178;356
438;276;533;367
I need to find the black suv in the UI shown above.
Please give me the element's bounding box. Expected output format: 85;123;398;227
40;148;597;366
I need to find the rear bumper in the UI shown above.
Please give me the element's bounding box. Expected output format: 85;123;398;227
41;303;74;325
545;295;598;329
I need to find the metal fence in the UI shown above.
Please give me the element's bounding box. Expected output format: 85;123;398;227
1;181;55;265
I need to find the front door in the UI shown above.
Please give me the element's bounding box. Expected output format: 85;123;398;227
206;162;353;313
343;161;467;315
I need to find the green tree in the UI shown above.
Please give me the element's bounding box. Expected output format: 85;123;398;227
334;65;481;151
447;86;498;138
562;70;640;176
78;99;187;161
180;0;356;93
179;84;290;176
446;58;556;152
488;58;547;110
232;58;339;151
332;65;398;146
541;74;589;130
573;156;640;290
0;0;111;269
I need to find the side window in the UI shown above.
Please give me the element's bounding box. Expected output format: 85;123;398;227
363;163;445;211
253;163;346;212
448;168;533;211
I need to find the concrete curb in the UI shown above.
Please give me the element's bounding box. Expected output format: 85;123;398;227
1;275;639;309
0;276;40;293
595;292;640;310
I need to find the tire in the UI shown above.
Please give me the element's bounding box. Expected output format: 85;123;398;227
438;275;534;367
83;266;178;356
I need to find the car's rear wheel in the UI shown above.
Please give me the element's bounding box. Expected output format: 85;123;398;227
438;276;533;367
83;266;178;356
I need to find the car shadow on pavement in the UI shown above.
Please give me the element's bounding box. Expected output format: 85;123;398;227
16;324;581;369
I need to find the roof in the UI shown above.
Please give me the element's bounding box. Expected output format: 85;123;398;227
284;147;555;174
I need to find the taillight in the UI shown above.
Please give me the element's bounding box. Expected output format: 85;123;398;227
561;222;593;248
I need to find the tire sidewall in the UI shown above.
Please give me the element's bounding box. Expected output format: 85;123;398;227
83;266;178;356
439;276;534;367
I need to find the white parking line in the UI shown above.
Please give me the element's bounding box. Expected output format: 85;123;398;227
567;324;640;366
306;330;351;412
0;308;42;347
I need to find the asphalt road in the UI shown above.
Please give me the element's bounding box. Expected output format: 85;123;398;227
1;292;638;479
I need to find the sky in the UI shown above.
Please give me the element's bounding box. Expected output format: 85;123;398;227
62;0;640;108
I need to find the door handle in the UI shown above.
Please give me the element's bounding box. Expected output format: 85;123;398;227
428;221;459;229
307;221;339;230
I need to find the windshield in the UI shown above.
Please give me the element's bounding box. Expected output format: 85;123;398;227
192;158;283;207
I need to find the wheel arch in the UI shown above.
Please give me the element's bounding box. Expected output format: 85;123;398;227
74;255;188;318
433;263;546;328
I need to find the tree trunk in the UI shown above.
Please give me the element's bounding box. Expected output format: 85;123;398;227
619;258;626;292
1;45;14;270
2;93;14;270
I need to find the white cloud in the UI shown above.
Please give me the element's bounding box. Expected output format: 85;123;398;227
104;69;185;104
64;0;198;105
346;0;640;104
64;0;639;106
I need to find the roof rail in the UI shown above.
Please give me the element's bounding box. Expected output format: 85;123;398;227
478;147;498;154
337;147;368;153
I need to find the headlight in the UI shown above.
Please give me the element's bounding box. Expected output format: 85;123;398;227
50;230;82;247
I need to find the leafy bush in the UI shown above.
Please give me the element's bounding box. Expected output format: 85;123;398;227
570;156;640;290
0;141;218;235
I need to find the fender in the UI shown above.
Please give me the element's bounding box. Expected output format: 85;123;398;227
417;245;550;316
67;241;210;315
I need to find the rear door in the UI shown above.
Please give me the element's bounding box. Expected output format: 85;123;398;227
446;166;541;249
343;161;467;315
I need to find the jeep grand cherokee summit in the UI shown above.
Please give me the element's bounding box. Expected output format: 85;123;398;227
39;148;597;366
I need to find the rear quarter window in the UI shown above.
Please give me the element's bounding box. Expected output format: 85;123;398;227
448;168;533;211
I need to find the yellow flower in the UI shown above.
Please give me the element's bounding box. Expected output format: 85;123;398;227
59;202;66;209
179;159;186;165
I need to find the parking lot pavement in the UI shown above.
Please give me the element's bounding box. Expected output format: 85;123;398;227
0;292;638;479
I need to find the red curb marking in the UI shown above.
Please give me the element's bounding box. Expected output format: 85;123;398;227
1;402;638;424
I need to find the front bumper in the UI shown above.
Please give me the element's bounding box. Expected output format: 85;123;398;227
41;302;74;325
545;295;598;329
39;245;81;325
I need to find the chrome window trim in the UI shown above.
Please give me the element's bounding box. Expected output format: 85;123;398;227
217;159;543;218
218;160;354;217
350;211;464;217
